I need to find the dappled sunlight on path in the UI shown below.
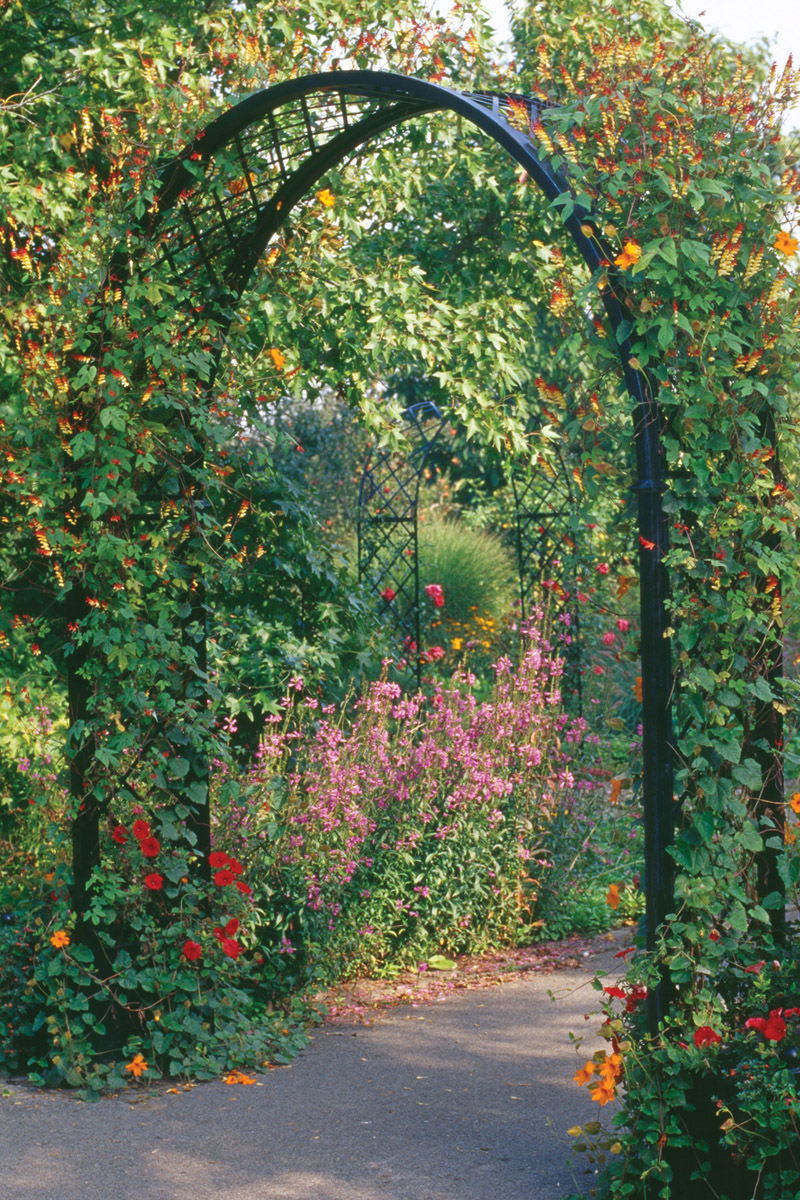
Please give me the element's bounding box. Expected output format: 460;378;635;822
0;930;627;1200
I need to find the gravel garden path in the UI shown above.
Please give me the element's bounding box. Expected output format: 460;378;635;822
0;929;628;1200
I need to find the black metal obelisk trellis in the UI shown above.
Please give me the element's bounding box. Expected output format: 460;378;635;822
508;451;583;714
66;69;713;1033
357;401;448;685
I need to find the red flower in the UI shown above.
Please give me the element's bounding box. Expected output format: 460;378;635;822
227;858;244;876
380;587;396;602
209;850;229;869
603;986;626;1000
427;645;445;661
144;873;163;891
183;939;202;961
111;825;128;845
764;1014;788;1040
596;562;609;575
616;618;630;632
221;937;241;959
709;930;720;942
214;869;235;887
425;583;444;608
225;918;240;936
746;1010;788;1041
132;819;151;841
213;926;225;941
139;836;160;858
693;1026;721;1048
235;880;253;896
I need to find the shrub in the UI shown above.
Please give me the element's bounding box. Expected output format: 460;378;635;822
415;518;516;629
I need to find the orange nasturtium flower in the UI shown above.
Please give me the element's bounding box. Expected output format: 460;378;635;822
633;676;643;703
789;792;800;815
614;241;642;270
606;883;621;910
316;188;335;208
224;1070;257;1085
774;230;799;258
125;1053;148;1078
574;1060;596;1086
269;347;286;370
49;930;70;949
609;779;623;805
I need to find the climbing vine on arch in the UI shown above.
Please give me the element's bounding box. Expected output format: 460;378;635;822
2;10;800;1191
507;2;800;1194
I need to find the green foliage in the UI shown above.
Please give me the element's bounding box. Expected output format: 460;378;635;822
416;518;516;627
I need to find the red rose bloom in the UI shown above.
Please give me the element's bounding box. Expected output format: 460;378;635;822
144;873;163;891
214;869;235;887
132;819;151;841
225;918;240;936
227;858;244;875
693;1026;721;1048
139;836;160;858
111;825;128;845
424;583;444;608
235;880;253;896
221;937;241;959
183;940;202;961
380;587;396;602
209;850;229;869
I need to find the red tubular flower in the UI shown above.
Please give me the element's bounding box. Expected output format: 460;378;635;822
214;869;235;887
111;825;128;845
183;940;202;961
604;986;626;1000
144;873;163;891
235;880;253;896
221;937;241;959
132;819;151;841
139;836;160;858
693;1026;722;1048
209;850;229;869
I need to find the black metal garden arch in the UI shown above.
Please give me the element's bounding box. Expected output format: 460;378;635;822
71;69;676;1032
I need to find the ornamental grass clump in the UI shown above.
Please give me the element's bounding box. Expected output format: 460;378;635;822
240;624;594;980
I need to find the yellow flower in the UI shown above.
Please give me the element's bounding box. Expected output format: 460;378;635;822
451;638;463;650
269;348;286;370
49;930;70;949
774;230;798;258
614;241;642;270
125;1053;148;1078
316;188;335;208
